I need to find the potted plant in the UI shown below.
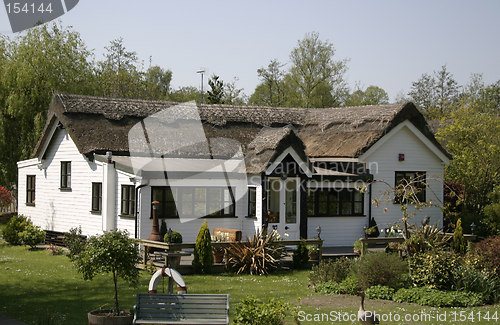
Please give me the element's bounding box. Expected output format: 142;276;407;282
164;230;183;268
73;230;140;325
364;218;380;238
353;238;363;255
211;234;228;264
307;244;320;261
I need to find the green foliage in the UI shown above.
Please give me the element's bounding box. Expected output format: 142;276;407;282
453;265;500;304
393;287;483;307
19;223;45;249
234;296;297;325
207;75;224;104
2;215;28;245
453;218;467;254
471;236;500;277
353;239;363;253
345;85;389;106
249;59;286;107
73;230;140;315
159;220;167;242
365;285;395;300
308;257;354;286
315;276;360;295
365;218;380;237
410;250;462;290
292;239;309;269
63;226;86;260
192;221;213;274
226;230;284;275
164;230;183;244
354;252;408;290
404;224;449;256
484;184;500;235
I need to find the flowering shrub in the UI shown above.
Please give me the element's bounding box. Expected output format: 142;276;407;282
471;236;500;277
0;186;13;208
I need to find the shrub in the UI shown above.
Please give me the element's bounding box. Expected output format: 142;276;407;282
164;230;183;244
471;236;500;277
0;186;13;208
309;257;354;286
365;285;395;300
234;296;296;325
404;224;449;256
453;265;500;304
73;230;140;315
410;250;462;290
292;239;309;269
192;221;213;274
19;223;46;249
355;252;408;290
2;215;28;245
452;218;466;254
227;230;284;275
393;287;483;307
64;226;86;260
315;276;360;295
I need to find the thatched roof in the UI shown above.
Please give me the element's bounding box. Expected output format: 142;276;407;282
33;94;450;173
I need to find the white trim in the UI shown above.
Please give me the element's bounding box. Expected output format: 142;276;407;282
265;147;313;177
358;120;450;164
37;117;60;160
17;158;39;168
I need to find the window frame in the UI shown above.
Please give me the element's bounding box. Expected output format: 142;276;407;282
307;187;364;217
26;175;35;206
247;187;257;218
394;171;427;204
121;185;136;217
60;161;71;190
151;186;236;219
91;182;102;213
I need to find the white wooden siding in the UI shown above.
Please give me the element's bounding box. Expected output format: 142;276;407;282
308;217;365;247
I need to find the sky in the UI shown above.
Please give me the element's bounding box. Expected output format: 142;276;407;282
1;0;499;102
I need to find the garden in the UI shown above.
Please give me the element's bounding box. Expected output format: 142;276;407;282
0;213;499;325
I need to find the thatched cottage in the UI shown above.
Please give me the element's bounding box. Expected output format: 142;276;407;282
17;94;450;247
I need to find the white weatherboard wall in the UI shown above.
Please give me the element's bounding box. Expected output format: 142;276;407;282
18;128;104;236
363;124;445;231
17;128;137;237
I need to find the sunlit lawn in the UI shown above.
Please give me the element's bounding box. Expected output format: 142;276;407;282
0;242;498;324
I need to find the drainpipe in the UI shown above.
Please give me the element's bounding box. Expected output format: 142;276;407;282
102;151;116;232
134;182;148;239
368;182;372;226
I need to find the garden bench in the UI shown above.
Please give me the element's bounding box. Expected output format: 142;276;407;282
133;293;229;325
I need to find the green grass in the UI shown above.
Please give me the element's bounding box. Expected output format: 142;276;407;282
0;242;499;324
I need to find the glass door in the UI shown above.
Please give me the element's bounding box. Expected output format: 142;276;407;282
267;177;300;240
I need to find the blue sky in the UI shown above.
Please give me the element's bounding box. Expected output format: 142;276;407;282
1;0;499;101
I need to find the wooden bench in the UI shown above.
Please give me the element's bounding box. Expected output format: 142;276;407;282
133;293;229;325
213;228;241;242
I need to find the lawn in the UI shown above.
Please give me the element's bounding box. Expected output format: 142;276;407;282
0;242;499;324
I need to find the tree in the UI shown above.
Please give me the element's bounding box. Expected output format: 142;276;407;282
288;32;348;108
143;65;172;100
167;86;200;102
207;75;224;104
452;218;466;254
437;105;500;236
223;77;246;105
0;23;95;185
74;230;140;315
249;59;286;107
345;85;389;106
462;74;500;114
408;65;459;119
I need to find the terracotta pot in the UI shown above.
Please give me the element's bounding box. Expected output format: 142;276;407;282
88;309;133;325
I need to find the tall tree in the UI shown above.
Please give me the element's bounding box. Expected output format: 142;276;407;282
346;85;389;106
249;59;286;107
207;75;224;104
223;78;246;105
288;32;348;108
408;65;459;119
143;65;172;100
0;23;94;185
462;74;500;114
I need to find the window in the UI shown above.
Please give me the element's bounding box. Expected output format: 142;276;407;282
151;186;235;218
395;171;426;203
26;175;35;205
307;188;364;216
91;182;102;213
121;185;135;216
60;161;71;189
248;187;257;217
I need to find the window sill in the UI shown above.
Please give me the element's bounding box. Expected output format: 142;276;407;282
90;210;101;215
25;203;35;207
119;214;136;219
245;215;257;219
59;187;72;192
